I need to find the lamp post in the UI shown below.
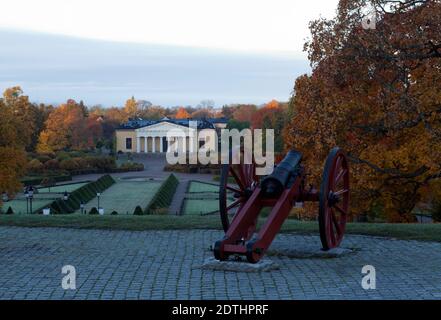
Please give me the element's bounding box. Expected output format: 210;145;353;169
24;189;29;214
28;186;34;214
97;192;101;210
80;201;85;214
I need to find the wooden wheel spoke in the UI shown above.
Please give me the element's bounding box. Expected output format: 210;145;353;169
229;166;246;190
333;189;349;197
219;161;258;234
335;169;347;184
328;211;336;243
333;204;347;216
330;209;342;235
237;165;248;188
226;185;243;194
226;199;242;211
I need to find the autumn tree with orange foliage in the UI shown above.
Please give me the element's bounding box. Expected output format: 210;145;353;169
251;100;287;152
175;107;190;119
284;0;441;222
37;99;93;152
0;88;30;206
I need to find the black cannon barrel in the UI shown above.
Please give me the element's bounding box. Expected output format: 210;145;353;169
261;150;302;197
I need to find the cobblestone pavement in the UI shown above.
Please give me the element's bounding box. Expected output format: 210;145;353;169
0;227;440;300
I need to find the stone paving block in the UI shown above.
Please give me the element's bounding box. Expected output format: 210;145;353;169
196;257;280;272
0;227;441;300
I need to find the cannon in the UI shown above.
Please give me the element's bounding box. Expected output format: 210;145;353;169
214;147;350;263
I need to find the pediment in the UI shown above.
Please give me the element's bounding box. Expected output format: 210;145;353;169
135;121;191;133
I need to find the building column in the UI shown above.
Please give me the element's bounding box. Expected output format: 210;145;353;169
160;135;164;153
136;137;141;153
144;136;148;153
182;137;186;153
152;136;156;153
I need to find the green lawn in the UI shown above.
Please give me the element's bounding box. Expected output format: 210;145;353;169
37;182;89;193
74;180;161;214
182;199;222;215
188;181;219;193
182;181;233;215
4;182;91;214
0;214;440;242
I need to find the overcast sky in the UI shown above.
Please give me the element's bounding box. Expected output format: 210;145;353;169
0;0;339;107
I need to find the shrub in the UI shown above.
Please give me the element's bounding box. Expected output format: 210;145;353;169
431;200;441;223
85;156;116;170
89;207;99;215
60;158;81;171
145;174;179;214
119;162;144;171
37;155;52;163
111;211;118;215
6;207;14;215
133;206;144;215
44;159;60;170
56;151;71;161
42;175;115;214
40;177;56;190
27;159;44;173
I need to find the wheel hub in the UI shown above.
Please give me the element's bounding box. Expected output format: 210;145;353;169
328;191;340;207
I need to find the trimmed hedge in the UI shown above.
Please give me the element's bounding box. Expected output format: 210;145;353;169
21;174;72;187
89;207;99;215
144;174;179;215
133;206;144;215
43;175;116;214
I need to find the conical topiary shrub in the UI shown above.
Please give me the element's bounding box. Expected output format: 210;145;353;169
6;206;14;215
111;211;118;215
133;206;144;215
89;207;99;215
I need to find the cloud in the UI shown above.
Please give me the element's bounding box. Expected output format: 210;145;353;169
0;30;310;106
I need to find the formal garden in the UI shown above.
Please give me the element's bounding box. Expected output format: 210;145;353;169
181;181;232;216
0;174;179;216
22;150;144;187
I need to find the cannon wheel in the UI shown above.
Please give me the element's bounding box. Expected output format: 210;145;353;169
319;147;350;250
219;163;259;233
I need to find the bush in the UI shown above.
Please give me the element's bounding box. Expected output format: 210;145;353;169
85;156;116;171
144;174;179;214
27;159;44;173
89;207;99;215
119;162;144;171
60;158;81;171
21;174;72;187
133;206;144;215
431;201;441;223
40;177;56;190
37;155;52;164
56;151;71;161
44;175;116;214
6;207;14;215
110;211;118;215
44;159;60;170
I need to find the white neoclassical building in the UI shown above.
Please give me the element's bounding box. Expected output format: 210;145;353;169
115;117;227;154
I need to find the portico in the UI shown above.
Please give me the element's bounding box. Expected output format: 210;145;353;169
116;118;217;154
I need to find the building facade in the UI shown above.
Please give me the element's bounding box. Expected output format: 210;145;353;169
115;117;228;154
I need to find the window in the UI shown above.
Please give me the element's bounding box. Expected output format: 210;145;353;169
126;138;132;150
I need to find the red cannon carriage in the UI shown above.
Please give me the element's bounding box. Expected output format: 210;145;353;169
214;147;350;263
